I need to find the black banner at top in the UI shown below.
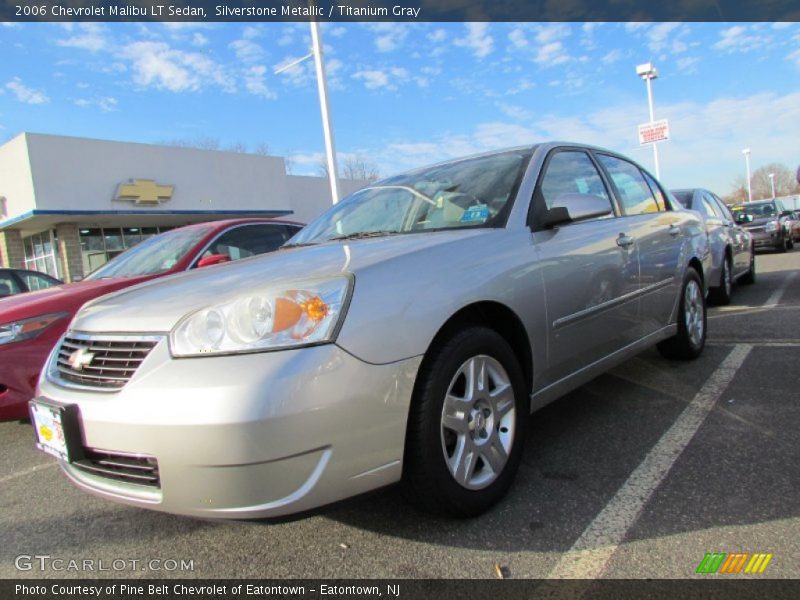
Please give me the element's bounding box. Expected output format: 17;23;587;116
2;0;800;23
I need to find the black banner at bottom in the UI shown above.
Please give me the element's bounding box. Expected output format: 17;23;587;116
4;579;799;600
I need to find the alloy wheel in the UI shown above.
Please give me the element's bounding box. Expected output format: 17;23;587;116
440;355;516;490
684;279;704;347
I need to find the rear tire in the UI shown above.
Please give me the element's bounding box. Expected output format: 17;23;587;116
740;250;756;285
402;326;528;517
708;255;732;306
657;268;706;361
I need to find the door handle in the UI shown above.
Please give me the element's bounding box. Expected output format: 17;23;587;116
668;223;681;236
616;234;635;248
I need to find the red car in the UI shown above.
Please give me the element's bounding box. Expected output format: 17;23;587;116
0;218;302;420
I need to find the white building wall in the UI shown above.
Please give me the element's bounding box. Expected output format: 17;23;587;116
25;133;293;214
0;134;36;220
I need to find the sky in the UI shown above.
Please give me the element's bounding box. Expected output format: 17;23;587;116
1;21;799;197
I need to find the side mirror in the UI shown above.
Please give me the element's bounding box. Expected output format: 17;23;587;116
196;253;231;268
542;193;613;228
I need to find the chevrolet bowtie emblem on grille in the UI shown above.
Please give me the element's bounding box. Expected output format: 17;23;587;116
114;179;174;205
68;347;95;371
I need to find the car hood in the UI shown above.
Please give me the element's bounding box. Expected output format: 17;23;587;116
0;276;156;324
70;229;493;333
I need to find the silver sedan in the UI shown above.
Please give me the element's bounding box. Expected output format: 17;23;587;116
32;143;711;519
671;188;755;304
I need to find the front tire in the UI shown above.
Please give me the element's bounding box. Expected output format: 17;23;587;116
657;268;706;361
402;326;528;517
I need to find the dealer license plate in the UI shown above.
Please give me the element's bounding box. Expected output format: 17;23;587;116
29;399;80;461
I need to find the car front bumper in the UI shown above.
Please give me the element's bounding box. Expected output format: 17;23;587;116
37;340;421;519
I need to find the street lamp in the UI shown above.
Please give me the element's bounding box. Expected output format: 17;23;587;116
274;20;341;205
742;148;752;202
769;173;776;199
636;61;660;179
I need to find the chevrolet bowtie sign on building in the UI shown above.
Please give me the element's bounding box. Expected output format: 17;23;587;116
114;179;175;205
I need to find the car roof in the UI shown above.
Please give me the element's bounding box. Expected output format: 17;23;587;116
173;217;305;232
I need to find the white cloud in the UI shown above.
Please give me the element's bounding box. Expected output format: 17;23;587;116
191;33;209;47
5;78;49;104
428;29;447;43
454;23;493;58
74;96;118;112
229;37;264;63
353;69;389;89
496;102;532;121
56;23;107;52
676;56;700;74
243;66;277;99
714;25;771;53
602;49;624;64
366;23;409;53
536;42;571;66
508;27;528;49
121;41;234;93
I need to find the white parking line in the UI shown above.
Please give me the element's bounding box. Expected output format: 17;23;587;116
546;344;752;580
763;271;798;308
0;462;57;485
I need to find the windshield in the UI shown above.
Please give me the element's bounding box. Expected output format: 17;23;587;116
289;150;531;245
86;225;213;279
739;201;777;218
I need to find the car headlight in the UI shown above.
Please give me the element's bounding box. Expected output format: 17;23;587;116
765;220;780;232
0;313;68;346
170;276;352;357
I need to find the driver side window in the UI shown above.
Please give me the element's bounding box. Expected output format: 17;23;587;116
539;150;612;210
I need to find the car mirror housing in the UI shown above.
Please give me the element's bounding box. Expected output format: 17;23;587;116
196;253;232;268
542;193;613;228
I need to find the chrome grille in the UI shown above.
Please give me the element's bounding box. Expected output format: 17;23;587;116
55;334;159;389
73;448;160;488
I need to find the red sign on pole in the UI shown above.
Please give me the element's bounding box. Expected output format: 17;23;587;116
638;119;670;145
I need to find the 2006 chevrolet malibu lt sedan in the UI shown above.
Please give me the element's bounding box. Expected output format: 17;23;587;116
32;143;711;519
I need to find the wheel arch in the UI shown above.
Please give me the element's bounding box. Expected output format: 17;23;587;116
421;301;534;398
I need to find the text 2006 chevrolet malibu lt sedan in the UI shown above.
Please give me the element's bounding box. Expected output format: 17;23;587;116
33;143;711;519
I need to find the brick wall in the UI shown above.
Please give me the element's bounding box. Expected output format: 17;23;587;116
55;223;83;283
0;229;25;269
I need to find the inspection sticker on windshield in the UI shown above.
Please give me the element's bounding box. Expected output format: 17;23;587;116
461;204;490;223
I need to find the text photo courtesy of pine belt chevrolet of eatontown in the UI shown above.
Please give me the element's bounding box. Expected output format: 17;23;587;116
1;5;799;592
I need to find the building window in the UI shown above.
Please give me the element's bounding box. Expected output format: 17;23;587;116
23;230;62;279
79;226;169;274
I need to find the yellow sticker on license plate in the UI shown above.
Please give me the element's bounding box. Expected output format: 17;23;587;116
30;401;70;460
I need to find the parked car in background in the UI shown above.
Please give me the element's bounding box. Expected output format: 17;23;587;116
789;211;800;243
0;218;302;420
31;143;710;519
671;188;755;304
0;268;61;298
733;199;795;253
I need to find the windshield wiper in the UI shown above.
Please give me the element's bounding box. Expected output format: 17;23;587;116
281;241;318;249
327;230;402;242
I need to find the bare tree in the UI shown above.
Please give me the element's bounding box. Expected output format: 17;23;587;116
342;154;380;182
225;141;249;154
724;175;748;205
253;142;271;156
283;154;296;175
316;154;379;182
749;163;800;200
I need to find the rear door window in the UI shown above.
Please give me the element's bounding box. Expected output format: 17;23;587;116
596;154;661;216
200;224;294;262
0;272;21;297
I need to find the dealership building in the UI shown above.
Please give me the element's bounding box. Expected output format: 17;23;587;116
0;133;366;282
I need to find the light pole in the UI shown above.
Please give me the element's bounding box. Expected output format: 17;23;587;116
274;18;341;205
769;173;776;199
636;62;660;179
742;148;752;202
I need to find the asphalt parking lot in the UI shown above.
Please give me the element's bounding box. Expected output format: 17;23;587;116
1;250;798;580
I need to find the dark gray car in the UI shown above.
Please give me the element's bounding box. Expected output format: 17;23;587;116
733;199;795;253
671;188;755;304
